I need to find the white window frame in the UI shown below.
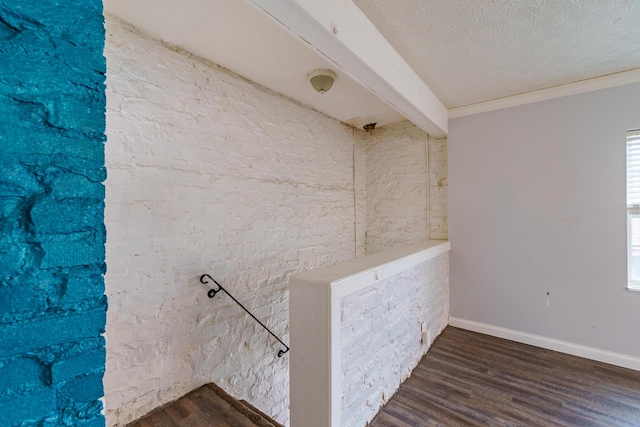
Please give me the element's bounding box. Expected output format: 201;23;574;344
626;129;640;292
627;211;640;291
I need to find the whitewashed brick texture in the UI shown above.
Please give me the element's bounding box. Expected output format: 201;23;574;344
429;135;448;240
364;123;448;254
103;15;448;427
364;122;429;254
104;17;360;426
354;138;367;258
340;254;450;426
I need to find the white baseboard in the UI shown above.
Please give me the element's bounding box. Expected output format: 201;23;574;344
448;317;640;372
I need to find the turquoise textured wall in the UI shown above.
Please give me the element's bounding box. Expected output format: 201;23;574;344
0;1;107;425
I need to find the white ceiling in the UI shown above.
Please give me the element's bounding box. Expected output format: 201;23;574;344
105;0;640;128
353;0;640;108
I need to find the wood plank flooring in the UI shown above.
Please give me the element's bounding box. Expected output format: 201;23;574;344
370;327;640;427
128;384;282;427
128;327;639;426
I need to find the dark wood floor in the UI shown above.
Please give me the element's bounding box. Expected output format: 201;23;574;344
370;327;640;427
128;383;282;427
129;386;256;427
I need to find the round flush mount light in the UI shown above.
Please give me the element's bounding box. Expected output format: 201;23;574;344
308;69;336;94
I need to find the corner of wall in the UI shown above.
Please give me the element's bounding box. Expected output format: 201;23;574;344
428;134;448;240
361;121;448;254
353;128;367;258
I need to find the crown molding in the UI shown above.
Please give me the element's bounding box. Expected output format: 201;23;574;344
449;68;640;119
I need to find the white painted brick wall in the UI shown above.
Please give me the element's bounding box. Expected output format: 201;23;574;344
104;14;448;427
429;135;448;240
340;253;450;426
104;16;360;426
363;123;448;254
354;138;367;258
364;122;429;254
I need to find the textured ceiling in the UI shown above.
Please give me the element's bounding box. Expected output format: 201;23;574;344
353;0;640;108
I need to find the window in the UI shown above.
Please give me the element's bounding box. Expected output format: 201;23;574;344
627;129;640;291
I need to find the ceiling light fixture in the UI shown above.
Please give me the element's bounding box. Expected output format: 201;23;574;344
308;69;336;94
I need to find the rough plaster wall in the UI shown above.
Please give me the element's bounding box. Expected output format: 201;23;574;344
340;254;449;427
0;2;107;426
104;16;360;426
364;122;428;254
429;135;448;240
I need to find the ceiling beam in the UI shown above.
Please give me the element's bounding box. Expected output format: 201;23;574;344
244;0;448;138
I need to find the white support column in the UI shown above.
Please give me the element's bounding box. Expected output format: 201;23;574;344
244;0;448;138
289;278;334;427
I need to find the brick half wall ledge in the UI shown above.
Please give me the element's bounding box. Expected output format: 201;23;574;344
289;240;450;427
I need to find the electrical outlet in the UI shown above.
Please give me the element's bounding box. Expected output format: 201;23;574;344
420;322;429;345
422;330;430;345
546;291;550;307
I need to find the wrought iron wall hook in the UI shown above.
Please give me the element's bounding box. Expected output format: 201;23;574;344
206;278;223;298
200;274;290;358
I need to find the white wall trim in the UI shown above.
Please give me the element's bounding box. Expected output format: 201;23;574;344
449;317;640;372
448;68;640;119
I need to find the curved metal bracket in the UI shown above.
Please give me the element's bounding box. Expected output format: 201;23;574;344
200;274;290;358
